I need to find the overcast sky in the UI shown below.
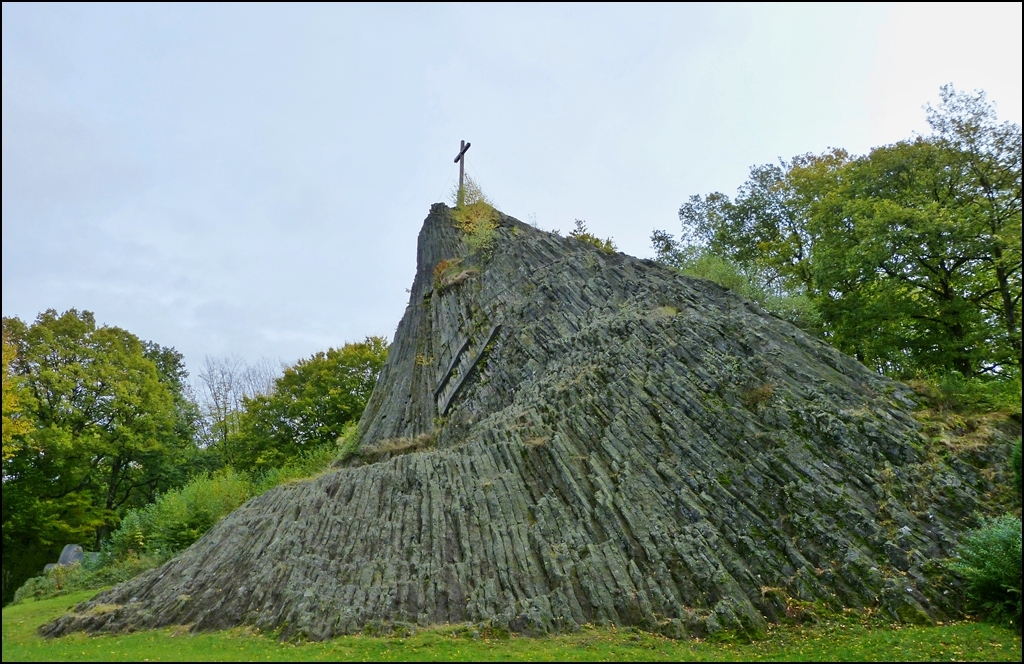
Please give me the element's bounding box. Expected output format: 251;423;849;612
3;3;1022;377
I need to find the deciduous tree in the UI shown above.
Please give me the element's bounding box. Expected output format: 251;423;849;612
655;86;1021;377
229;337;388;471
2;310;197;604
2;332;33;462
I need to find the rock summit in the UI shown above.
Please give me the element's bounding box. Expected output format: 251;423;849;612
44;205;987;639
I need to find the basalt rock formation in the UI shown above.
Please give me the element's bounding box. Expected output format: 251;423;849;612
44;204;996;640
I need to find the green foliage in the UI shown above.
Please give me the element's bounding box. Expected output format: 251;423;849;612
102;511;147;560
1013;437;1022;501
654;243;820;330
450;176;498;256
12;443;345;605
569;219;617;254
675;249;762;297
143;341;204;484
143;469;251;556
9;468;251;606
795;138;1013;376
5;323;386;606
951;515;1022;628
4;592;1023;662
228;337;387;472
335;421;361;464
917;370;1023;416
450;175;489;210
99;468;252;563
251;443;339;494
2;309;200;606
464;217;497;255
11;556;157;606
2;332;33;462
655;86;1022;378
153;470;251;552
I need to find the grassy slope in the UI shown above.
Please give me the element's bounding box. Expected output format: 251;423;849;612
3;590;1020;662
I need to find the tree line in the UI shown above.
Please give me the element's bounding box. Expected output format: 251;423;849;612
2;309;386;605
653;85;1021;381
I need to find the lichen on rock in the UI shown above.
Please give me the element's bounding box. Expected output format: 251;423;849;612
41;204;1008;640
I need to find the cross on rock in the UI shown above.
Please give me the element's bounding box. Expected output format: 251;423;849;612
454;140;471;204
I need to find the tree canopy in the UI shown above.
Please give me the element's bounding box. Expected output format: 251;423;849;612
2;311;388;605
654;86;1022;377
2;309;199;603
226;336;388;471
2;332;33;462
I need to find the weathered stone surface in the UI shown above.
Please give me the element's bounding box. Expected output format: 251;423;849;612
42;205;998;640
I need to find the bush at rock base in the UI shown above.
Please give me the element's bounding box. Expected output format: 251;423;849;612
950;515;1022;629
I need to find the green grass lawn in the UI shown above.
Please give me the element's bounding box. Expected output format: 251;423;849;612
3;590;1020;662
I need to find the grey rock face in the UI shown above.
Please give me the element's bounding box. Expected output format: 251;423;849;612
43;205;989;639
57;544;86;567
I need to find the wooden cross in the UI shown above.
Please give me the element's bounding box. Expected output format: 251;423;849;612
454;140;471;202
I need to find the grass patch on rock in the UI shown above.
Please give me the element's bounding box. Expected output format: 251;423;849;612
4;590;1020;662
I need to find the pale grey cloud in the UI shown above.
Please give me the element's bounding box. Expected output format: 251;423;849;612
867;3;1022;145
3;3;1020;376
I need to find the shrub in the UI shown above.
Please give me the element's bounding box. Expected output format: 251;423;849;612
103;510;147;560
923;370;1023;416
450;175;489;211
252;442;338;494
150;469;253;553
433;258;478;291
102;469;253;561
951;515;1022;628
104;451;340;561
465;219;497;255
569;219;616;254
743;382;775;409
335;421;361;463
669;248;820;330
11;449;345;604
12;554;159;605
450;176;498;256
